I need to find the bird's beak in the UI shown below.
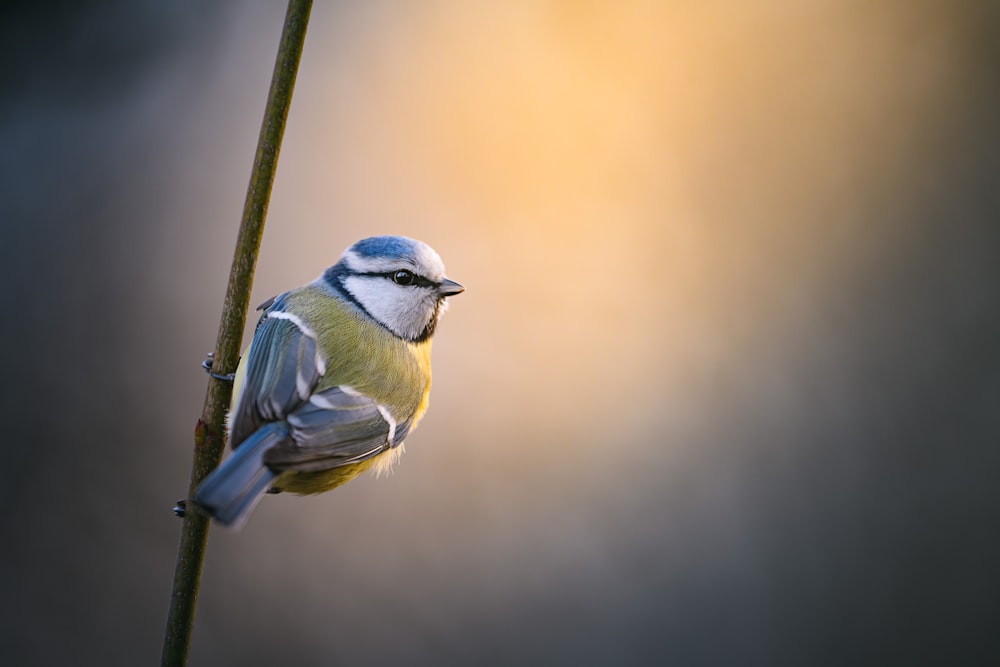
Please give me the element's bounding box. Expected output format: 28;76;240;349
438;278;465;296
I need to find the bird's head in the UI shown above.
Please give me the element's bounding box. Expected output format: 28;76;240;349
325;235;464;342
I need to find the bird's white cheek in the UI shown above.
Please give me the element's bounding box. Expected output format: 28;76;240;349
342;276;433;340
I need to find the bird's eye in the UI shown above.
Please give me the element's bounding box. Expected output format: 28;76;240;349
392;270;415;286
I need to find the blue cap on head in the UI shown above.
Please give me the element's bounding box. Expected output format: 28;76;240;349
334;235;448;284
350;236;419;260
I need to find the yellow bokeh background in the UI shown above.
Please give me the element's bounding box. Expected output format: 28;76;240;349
192;0;975;512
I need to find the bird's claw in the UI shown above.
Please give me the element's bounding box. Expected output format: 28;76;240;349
202;353;236;382
173;499;187;518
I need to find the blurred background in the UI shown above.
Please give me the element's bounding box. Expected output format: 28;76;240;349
1;1;998;665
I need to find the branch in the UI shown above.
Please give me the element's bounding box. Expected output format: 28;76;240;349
161;2;313;665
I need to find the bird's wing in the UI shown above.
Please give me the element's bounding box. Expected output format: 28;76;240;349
228;300;325;448
262;385;414;472
228;296;414;473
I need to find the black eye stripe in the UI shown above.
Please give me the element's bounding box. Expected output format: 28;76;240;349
358;271;437;288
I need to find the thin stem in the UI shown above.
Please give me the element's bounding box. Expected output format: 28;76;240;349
160;2;312;665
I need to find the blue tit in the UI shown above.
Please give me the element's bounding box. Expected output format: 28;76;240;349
192;235;464;528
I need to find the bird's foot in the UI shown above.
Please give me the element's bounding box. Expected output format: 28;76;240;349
202;353;235;382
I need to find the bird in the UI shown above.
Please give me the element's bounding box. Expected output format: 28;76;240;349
191;235;464;529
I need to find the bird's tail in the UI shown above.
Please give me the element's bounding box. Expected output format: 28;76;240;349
191;422;287;529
